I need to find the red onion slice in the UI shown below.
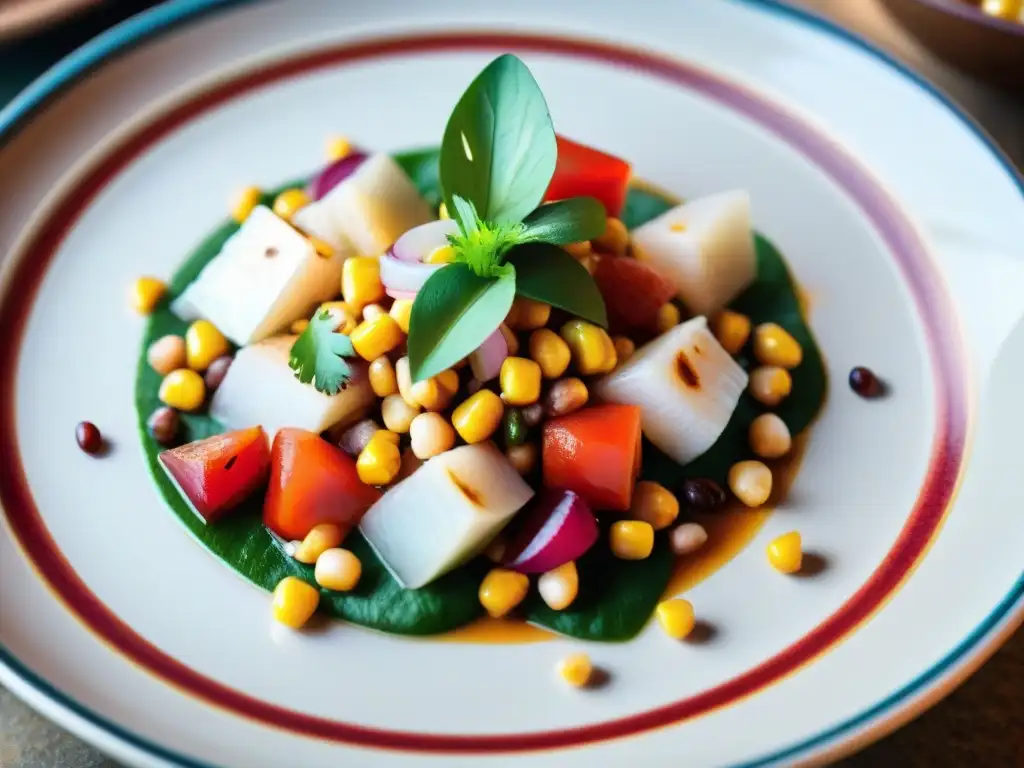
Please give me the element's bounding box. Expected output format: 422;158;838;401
503;489;599;574
469;329;508;382
391;219;459;262
379;252;442;296
308;152;368;201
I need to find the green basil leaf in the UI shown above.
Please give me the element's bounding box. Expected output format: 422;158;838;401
407;263;517;381
506;242;608;327
519;197;607;245
440;54;557;225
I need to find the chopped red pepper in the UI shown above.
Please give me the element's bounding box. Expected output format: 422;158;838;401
544;135;632;218
264;428;380;541
159;426;270;525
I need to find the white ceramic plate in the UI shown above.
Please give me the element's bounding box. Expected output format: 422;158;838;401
0;1;1021;766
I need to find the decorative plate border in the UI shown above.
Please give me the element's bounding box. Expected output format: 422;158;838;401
0;0;1017;765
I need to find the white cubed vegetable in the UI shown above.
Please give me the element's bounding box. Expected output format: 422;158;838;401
293;154;433;257
593;316;748;465
631;191;756;316
172;206;348;345
359;444;534;589
209;335;374;438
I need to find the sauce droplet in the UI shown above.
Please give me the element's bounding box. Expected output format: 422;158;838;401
75;421;104;455
849;366;884;398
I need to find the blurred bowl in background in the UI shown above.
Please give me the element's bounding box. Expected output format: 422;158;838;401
879;0;1024;93
0;0;102;41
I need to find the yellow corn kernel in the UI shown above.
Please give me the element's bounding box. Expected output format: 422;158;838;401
609;520;655;560
368;356;398;397
564;241;592;260
712;310;752;355
314;548;362;591
231;186;262;223
630;481;680;531
749;413;792;459
409;412;456;459
381;394;420;434
528;329;571;379
438;201;450;220
361;303;386;322
656;598;696;640
293;523;344;565
395;356;416;405
356;430;402;486
185;320;230;372
272;188;310;220
728;460;773;508
424;244;455;264
271;576;319;628
612;336;635;364
158;369;206;412
375;429;401;446
499;323;520;356
767;531;803;574
436;368;460;398
326;135;352;161
342;256;385;309
557;653;593;688
593;217;629;255
753;323;803;369
500;357;543;406
451;390;503;443
538;561;579;611
749;366;792;407
318;301;358;335
290;319;310;334
389;299;414;333
655;303;681;333
410;371;457;412
507;298;551;331
478;568;530;618
350;314;403;361
560;319;617;375
130;276;166;315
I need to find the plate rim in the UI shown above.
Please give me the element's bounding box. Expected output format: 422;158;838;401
0;1;1021;767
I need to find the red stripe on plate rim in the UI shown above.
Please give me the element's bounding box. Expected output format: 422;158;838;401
0;32;970;753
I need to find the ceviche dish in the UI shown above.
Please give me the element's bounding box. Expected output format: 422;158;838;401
121;54;841;687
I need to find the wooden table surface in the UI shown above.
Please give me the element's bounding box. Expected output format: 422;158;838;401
0;1;1021;766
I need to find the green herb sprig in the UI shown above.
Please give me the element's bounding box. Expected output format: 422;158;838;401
288;309;357;395
408;54;609;382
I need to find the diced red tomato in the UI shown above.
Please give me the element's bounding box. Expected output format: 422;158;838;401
544;135;632;218
542;404;642;512
264;428;380;541
594;255;677;331
159;427;270;525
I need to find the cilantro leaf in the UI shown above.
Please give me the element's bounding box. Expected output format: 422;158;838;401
288;309;356;395
447;196;526;278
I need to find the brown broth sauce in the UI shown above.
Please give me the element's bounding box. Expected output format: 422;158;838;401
439;433;809;644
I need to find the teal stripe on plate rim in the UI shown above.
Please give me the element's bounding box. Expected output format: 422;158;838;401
0;1;1020;766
